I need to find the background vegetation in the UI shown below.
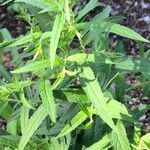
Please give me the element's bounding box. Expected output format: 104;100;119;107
0;0;149;149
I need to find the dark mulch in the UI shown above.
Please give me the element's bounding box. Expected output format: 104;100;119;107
0;6;27;37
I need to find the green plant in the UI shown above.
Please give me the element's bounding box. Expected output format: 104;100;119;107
0;0;150;150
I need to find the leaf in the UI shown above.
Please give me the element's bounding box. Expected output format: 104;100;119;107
79;66;116;131
76;0;102;21
18;104;48;150
19;89;33;108
53;89;90;103
20;106;29;133
7;119;17;135
85;134;110;150
67;52;113;65
15;0;49;9
114;57;150;73
0;135;19;148
103;22;149;43
0;80;33;97
0;101;12;121
56;109;90;138
0;32;41;48
39;79;57;123
11;59;50;74
107;99;133;122
110;120;131;150
39;3;59;14
138;133;150;150
50;13;65;69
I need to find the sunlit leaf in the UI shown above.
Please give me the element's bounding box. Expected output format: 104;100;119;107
39;79;57;122
18;104;48;150
50;13;65;69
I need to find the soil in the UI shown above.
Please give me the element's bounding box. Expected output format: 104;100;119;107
0;0;150;132
0;6;27;37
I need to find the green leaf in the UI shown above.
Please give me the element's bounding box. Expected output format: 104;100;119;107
39;79;57;123
103;22;149;43
7;119;17;135
11;59;50;74
56;108;92;138
39;3;59;14
0;80;33;97
107;99;133;122
19;89;33;108
15;0;49;9
53;89;90;103
0;135;19;148
79;66;116;131
0;32;41;48
50;13;65;69
76;0;102;21
85;134;110;150
114;57;150;73
110;120;131;150
0;101;12;121
138;133;150;150
18;104;48;150
20;106;29;133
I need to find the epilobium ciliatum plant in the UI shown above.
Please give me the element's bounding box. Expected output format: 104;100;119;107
0;0;150;149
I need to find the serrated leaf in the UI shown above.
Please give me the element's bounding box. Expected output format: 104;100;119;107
76;0;102;21
110;120;131;150
15;0;48;9
39;3;59;14
103;22;149;43
18;104;48;150
53;89;90;103
138;133;150;150
56;109;90;138
7;119;17;135
20;106;29;134
0;32;41;48
50;13;65;69
107;99;133;122
0;80;33;97
114;57;150;73
79;66;116;131
39;79;57;123
11;59;50;74
85;134;110;150
0;135;19;148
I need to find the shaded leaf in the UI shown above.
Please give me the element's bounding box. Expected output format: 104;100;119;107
85;134;110;150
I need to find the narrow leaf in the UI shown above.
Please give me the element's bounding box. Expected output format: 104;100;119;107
39;79;57;122
79;66;116;131
20;106;29;133
104;22;149;43
56;109;90;138
110;120;131;150
11;59;50;74
18;104;48;150
85;134;110;150
76;0;101;21
50;13;65;69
